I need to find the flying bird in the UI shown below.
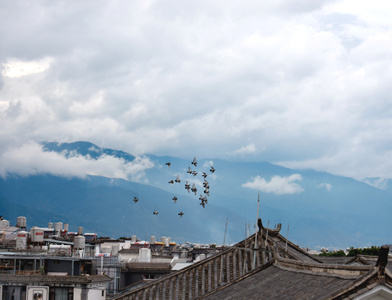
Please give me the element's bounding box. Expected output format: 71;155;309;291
133;197;139;203
172;196;178;203
168;179;174;184
178;212;184;218
153;210;159;215
210;166;215;173
165;162;171;168
175;175;181;183
199;195;208;208
203;180;209;189
192;171;198;176
187;167;193;174
191;183;197;195
185;181;191;193
202;172;208;178
191;157;197;167
204;189;210;196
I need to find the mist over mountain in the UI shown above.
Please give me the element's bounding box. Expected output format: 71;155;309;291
1;141;391;249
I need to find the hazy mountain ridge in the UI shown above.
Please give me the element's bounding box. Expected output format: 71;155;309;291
42;141;135;162
1;141;391;249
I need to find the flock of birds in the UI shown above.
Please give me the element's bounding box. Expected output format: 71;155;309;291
132;157;216;218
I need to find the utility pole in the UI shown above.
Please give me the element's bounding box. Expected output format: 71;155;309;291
223;218;228;246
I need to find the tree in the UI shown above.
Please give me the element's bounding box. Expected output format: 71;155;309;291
347;246;380;256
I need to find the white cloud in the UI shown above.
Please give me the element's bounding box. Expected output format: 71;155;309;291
242;174;304;194
231;143;259;156
202;160;214;168
0;142;154;182
69;90;105;116
1;0;392;179
2;58;52;78
362;177;388;190
317;182;332;191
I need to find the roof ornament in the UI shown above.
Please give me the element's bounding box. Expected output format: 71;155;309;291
258;218;282;236
376;245;389;277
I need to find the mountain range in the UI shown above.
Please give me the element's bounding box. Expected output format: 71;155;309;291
1;141;391;249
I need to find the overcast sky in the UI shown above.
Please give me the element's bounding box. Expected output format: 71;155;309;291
1;0;392;182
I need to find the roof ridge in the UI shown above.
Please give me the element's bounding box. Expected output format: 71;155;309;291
274;258;374;279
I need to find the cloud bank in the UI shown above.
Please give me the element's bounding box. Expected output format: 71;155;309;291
1;0;392;179
0;142;154;182
242;174;304;194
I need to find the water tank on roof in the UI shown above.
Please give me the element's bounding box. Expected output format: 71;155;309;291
30;227;44;243
139;248;151;262
198;253;206;261
161;236;169;247
0;219;9;230
112;244;119;256
55;222;63;234
131;235;136;243
17;216;26;228
64;223;69;232
78;227;83;235
48;222;53;229
150;236;155;244
16;231;28;249
74;235;85;249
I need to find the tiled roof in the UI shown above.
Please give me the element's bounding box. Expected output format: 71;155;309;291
111;219;392;300
124;262;171;272
0;274;111;285
202;264;362;299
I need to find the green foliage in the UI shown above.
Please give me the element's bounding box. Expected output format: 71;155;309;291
319;249;346;257
318;246;381;257
347;246;380;256
39;266;45;275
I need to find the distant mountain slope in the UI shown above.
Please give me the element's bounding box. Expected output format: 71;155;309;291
145;154;392;248
1;141;391;249
42;141;135;161
0;174;246;243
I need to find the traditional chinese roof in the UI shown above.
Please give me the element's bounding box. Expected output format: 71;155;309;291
111;219;392;300
202;246;392;299
201;257;374;299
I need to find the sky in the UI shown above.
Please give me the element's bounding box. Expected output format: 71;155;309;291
1;0;392;182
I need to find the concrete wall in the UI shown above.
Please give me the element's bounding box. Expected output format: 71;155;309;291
74;287;105;300
26;286;49;300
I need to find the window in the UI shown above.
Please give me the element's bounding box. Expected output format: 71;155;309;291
49;288;73;300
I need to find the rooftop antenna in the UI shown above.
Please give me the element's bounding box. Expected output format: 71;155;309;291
223;218;228;246
252;191;260;269
265;220;270;243
245;223;247;240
